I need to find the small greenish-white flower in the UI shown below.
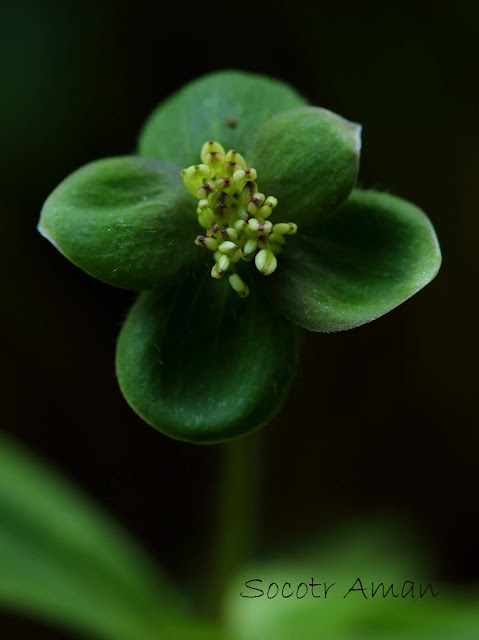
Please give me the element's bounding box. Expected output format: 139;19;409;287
38;71;441;444
182;139;296;293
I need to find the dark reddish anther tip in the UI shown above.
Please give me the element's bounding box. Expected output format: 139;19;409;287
226;118;238;127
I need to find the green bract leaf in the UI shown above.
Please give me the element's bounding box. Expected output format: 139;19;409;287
138;70;307;168
0;433;230;640
248;106;361;226
38;157;201;290
116;273;298;443
269;189;441;332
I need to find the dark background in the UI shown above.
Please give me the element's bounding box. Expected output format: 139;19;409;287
1;0;478;636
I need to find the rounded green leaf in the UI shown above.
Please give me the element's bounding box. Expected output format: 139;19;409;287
248;106;361;226
38;157;201;290
138;70;307;168
116;273;298;443
268;189;441;332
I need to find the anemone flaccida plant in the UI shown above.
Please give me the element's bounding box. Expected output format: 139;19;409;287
39;70;441;445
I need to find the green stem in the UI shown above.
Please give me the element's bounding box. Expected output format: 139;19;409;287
205;432;262;621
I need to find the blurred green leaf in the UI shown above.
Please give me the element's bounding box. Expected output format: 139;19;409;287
223;518;479;640
0;434;228;640
116;272;298;443
138;70;307;168
38;156;201;291
268;189;441;332
249;106;361;226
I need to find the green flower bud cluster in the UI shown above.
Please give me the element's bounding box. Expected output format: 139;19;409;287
182;141;298;297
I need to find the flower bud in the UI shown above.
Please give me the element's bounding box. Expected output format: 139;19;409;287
233;168;257;183
228;274;249;298
225;149;247;169
201;141;225;161
243;238;258;260
211;254;230;278
195;235;218;251
188;164;210;179
196;182;215;199
234;219;246;232
269;243;283;256
272;222;298;235
197;213;208;229
246;192;265;216
218;241;237;254
239;181;257;206
214;177;233;192
265;196;278;209
225;227;238;241
248;218;261;232
259;220;273;234
255;249;277;275
202;208;215;226
268;232;285;246
225;161;242;177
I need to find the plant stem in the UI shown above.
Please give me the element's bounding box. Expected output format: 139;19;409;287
205;432;262;621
